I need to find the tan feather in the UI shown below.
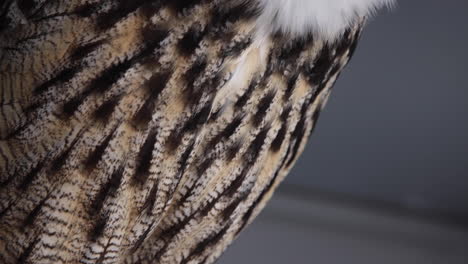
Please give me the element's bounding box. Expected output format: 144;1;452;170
0;1;363;263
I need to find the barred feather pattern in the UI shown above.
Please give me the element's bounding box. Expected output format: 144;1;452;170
0;0;363;263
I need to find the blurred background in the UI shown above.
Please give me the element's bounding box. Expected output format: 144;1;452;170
222;1;468;263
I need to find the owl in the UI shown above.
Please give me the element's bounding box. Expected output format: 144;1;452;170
0;0;393;263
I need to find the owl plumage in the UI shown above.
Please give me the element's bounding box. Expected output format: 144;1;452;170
0;0;390;263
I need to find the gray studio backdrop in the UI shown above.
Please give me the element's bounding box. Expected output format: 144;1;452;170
288;0;468;218
222;1;468;263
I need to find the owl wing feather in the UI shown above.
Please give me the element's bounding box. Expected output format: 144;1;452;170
0;1;363;263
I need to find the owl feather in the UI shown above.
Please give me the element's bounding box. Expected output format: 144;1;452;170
0;0;388;263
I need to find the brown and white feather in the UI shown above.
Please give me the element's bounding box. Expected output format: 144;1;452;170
0;0;364;263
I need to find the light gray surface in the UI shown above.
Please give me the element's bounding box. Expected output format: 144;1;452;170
285;0;468;215
221;193;468;264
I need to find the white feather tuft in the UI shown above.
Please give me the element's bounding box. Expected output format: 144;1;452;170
256;0;395;41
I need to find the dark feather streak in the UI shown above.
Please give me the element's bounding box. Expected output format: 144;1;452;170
84;131;115;173
178;25;206;57
206;115;243;150
96;0;147;30
18;162;44;190
34;66;81;95
17;238;39;264
70;39;107;61
133;129;157;185
93;95;121;122
89;216;107;241
22;195;48;228
253;90;275;127
89;166;124;218
132;71;171;128
181;223;230;264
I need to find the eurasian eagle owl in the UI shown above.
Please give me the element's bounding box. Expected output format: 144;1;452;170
0;0;393;263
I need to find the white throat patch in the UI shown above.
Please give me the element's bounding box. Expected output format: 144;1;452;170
257;0;395;40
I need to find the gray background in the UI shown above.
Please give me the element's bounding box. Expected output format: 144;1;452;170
287;0;468;217
222;1;468;263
